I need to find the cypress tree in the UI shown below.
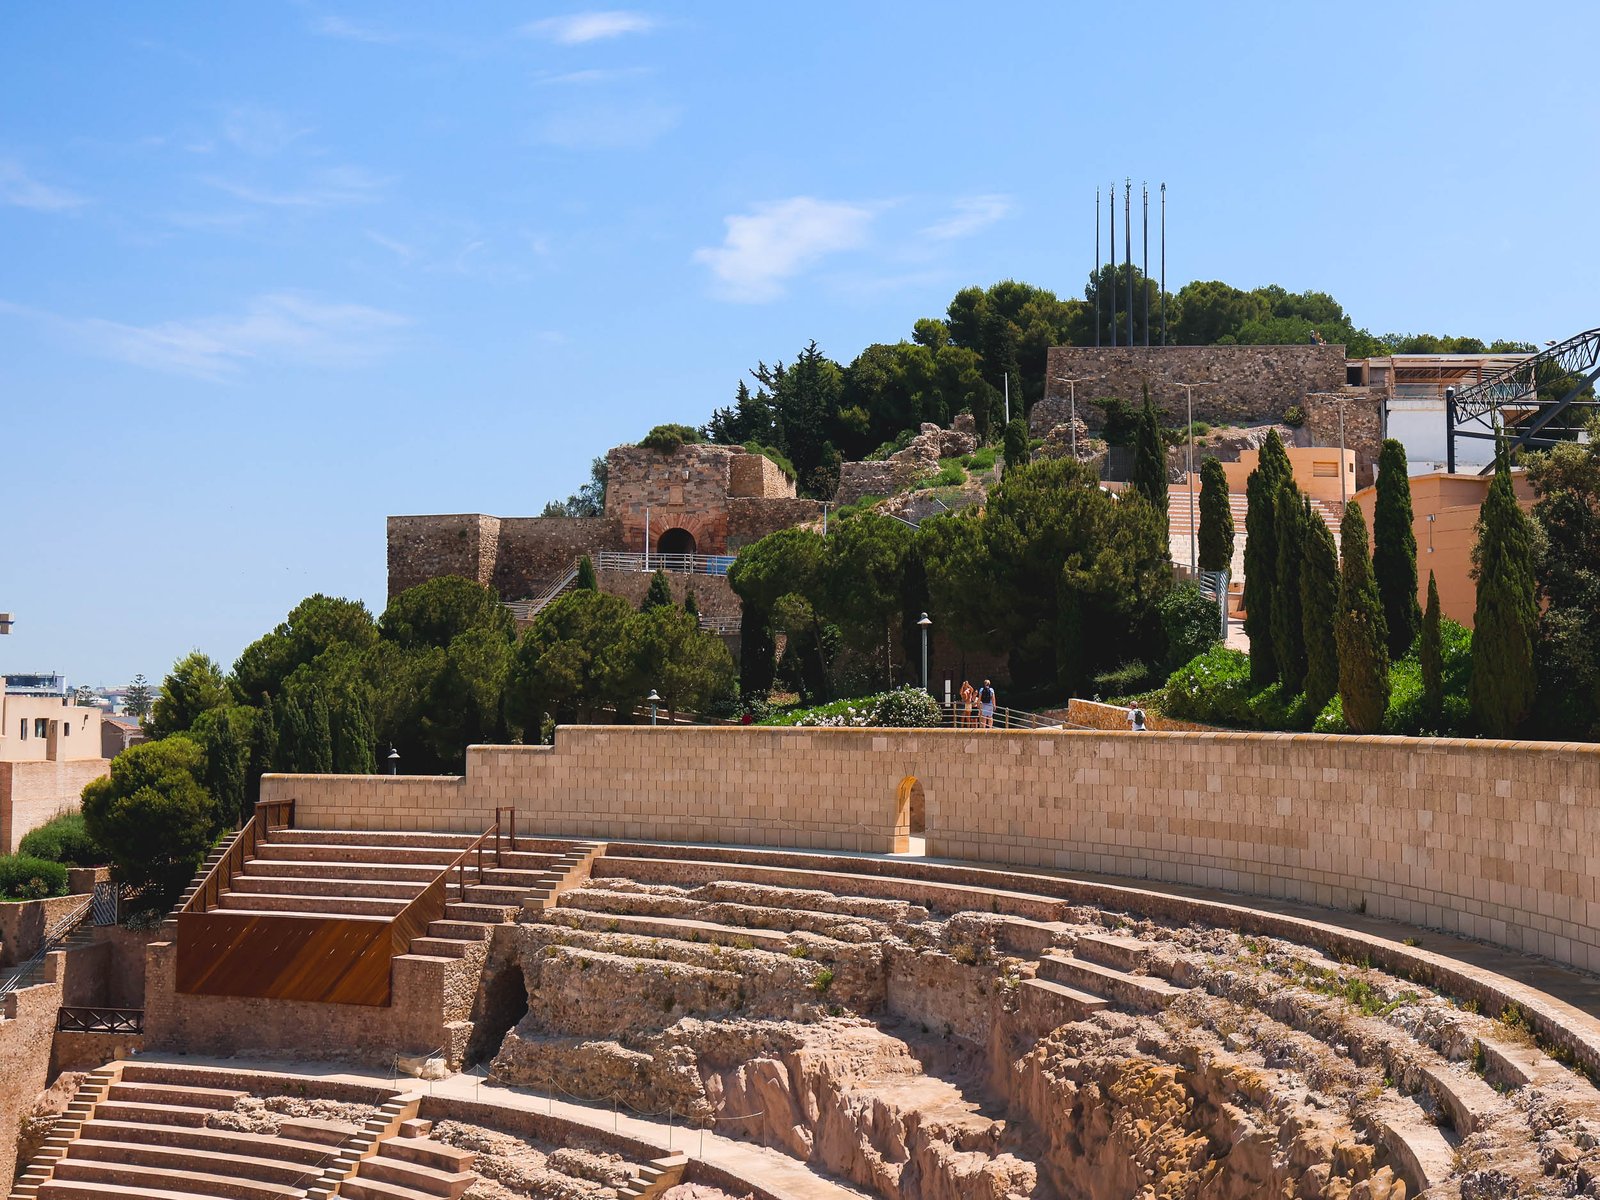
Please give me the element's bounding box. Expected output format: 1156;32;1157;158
1373;439;1422;657
305;689;334;774
245;693;276;811
1272;487;1307;695
575;554;598;591
1420;571;1443;724
1003;417;1029;474
273;692;307;773
202;715;246;827
738;600;775;701
1300;500;1340;715
683;589;699;619
1470;442;1538;737
1243;430;1291;684
643;569;674;610
331;693;376;775
1335;500;1390;733
1197;456;1234;573
1131;383;1169;554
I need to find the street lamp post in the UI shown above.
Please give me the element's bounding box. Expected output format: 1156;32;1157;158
386;747;400;776
0;613;12;635
647;689;661;726
1052;377;1086;459
917;613;932;692
1337;400;1348;507
1175;382;1210;574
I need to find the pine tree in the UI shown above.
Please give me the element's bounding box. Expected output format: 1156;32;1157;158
1335;500;1390;733
738;600;775;701
306;689;334;774
643;569;674;610
331;693;376;775
202;715;246;827
575;555;598;591
123;673;154;719
245;693;276;811
1243;430;1291;684
1003;417;1028;473
1373;438;1422;657
1299;500;1340;715
1131;384;1169;555
1272;486;1307;695
683;589;699;619
1197;456;1234;572
1470;442;1538;737
1420;571;1443;724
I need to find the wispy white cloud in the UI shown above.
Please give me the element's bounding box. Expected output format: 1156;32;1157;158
310;14;403;44
204;165;390;208
694;197;877;303
535;100;681;149
0;159;87;212
523;11;657;44
921;194;1014;240
0;293;409;380
534;66;651;86
364;230;415;261
219;106;313;156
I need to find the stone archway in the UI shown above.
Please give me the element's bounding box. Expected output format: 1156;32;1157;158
657;527;698;557
897;775;925;836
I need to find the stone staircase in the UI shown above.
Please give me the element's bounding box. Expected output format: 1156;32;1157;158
618;1153;688;1200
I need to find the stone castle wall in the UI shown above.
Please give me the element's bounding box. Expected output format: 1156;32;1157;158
1040;344;1348;431
0;759;107;854
491;517;621;599
387;514;501;596
1305;387;1387;490
387;515;622;601
605;443;741;555
594;568;740;623
265;727;1600;975
0;983;59;1183
728;452;794;499
727;497;825;548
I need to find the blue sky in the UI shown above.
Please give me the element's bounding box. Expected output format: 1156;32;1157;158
4;2;1596;687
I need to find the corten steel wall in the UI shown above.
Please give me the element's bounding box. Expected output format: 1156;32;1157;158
1042;344;1347;429
267;728;1600;972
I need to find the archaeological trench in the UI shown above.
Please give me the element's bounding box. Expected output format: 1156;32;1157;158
5;728;1600;1200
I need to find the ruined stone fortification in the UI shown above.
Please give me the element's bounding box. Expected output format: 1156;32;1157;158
1040;344;1348;430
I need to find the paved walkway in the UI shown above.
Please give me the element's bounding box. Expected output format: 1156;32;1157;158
132;1053;872;1200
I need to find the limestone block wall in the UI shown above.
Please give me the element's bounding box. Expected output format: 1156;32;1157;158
268;728;1600;973
1043;344;1347;429
0;981;60;1183
728;452;795;499
595;568;740;623
0;759;107;853
606;444;739;554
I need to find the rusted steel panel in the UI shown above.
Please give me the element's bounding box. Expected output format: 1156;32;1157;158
176;911;394;1006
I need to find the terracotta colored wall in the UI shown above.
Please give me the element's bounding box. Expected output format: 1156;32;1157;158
266;727;1600;973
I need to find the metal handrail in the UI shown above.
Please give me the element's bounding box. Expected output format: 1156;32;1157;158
941;704;1071;731
387;816;507;953
594;550;737;577
505;564;582;621
180;798;295;918
0;894;93;1000
57;1006;143;1033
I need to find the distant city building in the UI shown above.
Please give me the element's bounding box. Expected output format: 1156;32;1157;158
0;676;110;852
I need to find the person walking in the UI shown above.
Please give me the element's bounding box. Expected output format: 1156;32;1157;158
959;680;976;729
977;679;997;729
1126;705;1148;732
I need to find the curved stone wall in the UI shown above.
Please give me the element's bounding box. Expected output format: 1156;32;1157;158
263;727;1600;973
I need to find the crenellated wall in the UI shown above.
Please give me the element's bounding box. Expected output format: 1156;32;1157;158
264;726;1600;974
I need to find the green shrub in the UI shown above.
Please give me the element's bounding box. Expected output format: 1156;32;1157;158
740;442;797;480
1164;646;1256;726
1283;404;1305;428
1313;694;1348;733
18;811;106;867
958;446;998;472
0;855;70;901
865;430;916;461
1383;618;1472;735
916;461;967;490
872;686;943;727
639;423;701;453
1158;583;1222;673
761;687;942;728
1094;661;1156;700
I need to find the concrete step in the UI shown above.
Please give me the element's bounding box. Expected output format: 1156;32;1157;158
377;1137;473;1175
229;875;426;901
1418;1062;1507;1136
257;844;463;867
340;1177;450;1200
443;901;515;924
68;1139;322;1186
91;1102;212;1128
1377;1104;1457;1196
38;1183;252;1200
105;1082;244;1111
49;1159;300;1200
1038;953;1186;1011
462;884;535;905
267;830;480;850
79;1120;331;1165
214;892;408;917
359;1152;475;1198
425;920;493;942
276;1118;359;1147
245;860;443;884
480;868;558;887
1072;932;1157;973
407;937;479;959
1019;977;1111;1025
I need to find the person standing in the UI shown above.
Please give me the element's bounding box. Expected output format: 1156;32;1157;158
959;680;976;728
1126;705;1148;732
977;679;996;729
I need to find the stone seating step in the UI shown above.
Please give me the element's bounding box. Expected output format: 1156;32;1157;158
105;1082;245;1111
267;830;480;850
275;1118;359;1147
229;875;426;901
1376;1103;1457;1196
481;867;560;886
406;937;480;959
1475;1035;1570;1090
48;1159;301;1200
1418;1062;1507;1136
244;860;444;884
425;920;493;942
989;916;1076;957
1018;977;1111;1025
444;901;517;924
378;1137;473;1174
1072;932;1156;973
214;892;408;917
496;851;568;871
91;1102;213;1128
358;1151;475;1198
555;887;905;937
67;1138;323;1186
257;844;465;867
1038;954;1186;1011
38;1183;242;1200
550;909;791;951
462;884;539;905
78;1120;332;1165
595;856;1065;922
340;1177;450;1200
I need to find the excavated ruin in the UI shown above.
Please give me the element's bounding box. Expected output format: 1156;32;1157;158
475;872;1600;1200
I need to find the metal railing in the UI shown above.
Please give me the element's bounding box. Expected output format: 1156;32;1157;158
57;1006;143;1034
180;798;294;918
940;704;1073;731
595;550;736;577
0;894;93;1000
387;812;513;957
505;564;582;621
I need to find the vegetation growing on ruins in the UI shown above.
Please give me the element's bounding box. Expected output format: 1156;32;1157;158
0;854;68;900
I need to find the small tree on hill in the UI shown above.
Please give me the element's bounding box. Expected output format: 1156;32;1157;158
1470;441;1538;737
683;589;699;619
642;569;674;611
1373;439;1422;657
1131;384;1169;554
575;555;598;591
1299;501;1340;715
1243;430;1291;684
1420;571;1443;723
123;673;154;719
1003;417;1028;474
1335;500;1390;733
1272;486;1308;694
1197;457;1234;573
80;738;222;903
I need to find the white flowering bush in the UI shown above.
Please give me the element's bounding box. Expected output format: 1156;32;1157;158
764;686;942;729
871;686;943;727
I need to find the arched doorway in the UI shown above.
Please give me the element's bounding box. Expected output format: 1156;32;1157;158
897;775;925;836
657;527;697;558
